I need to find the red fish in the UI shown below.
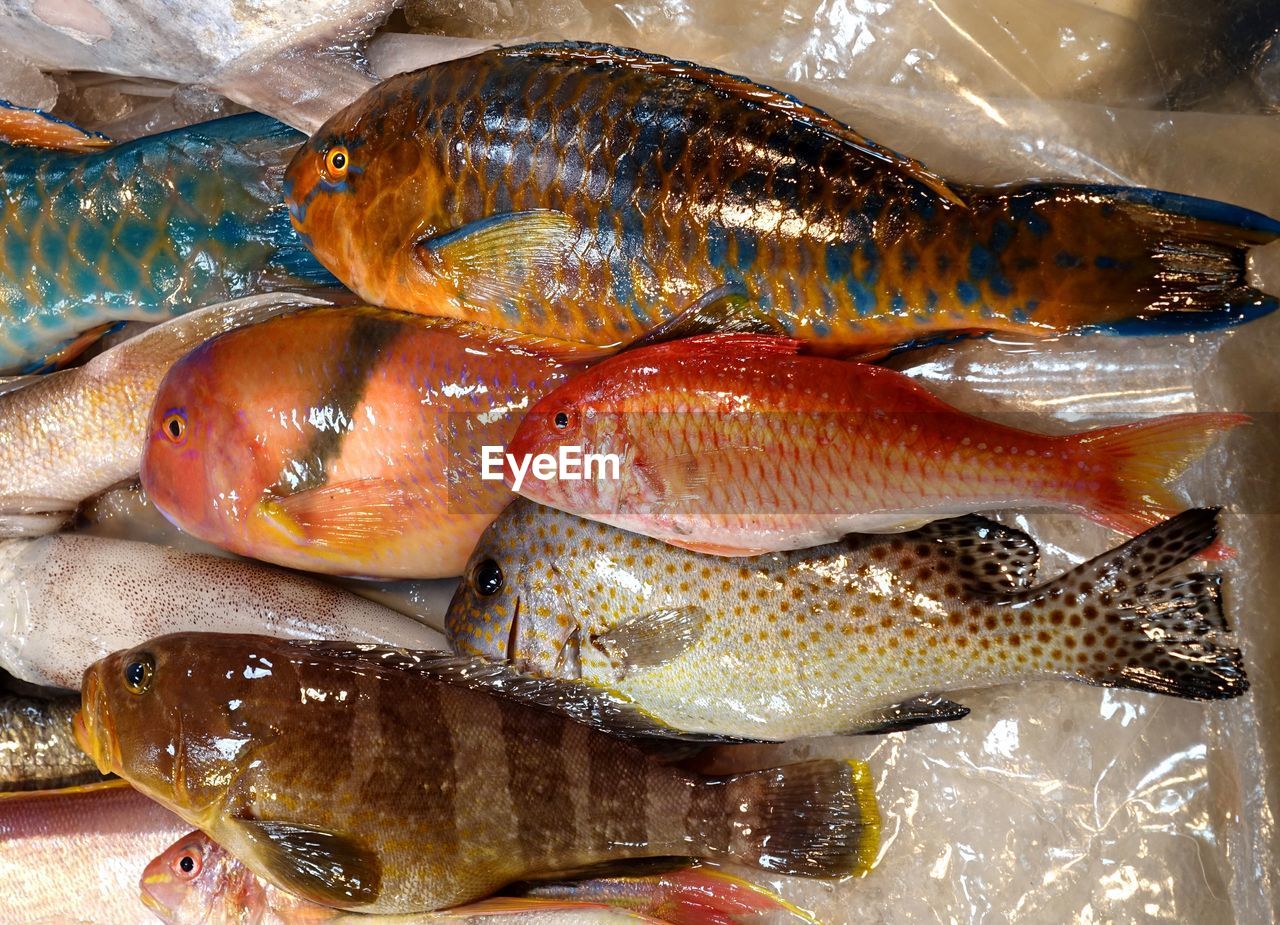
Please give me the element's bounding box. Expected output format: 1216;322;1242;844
504;334;1244;556
141;306;575;579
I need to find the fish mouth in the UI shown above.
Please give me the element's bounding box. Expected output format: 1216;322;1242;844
73;668;119;775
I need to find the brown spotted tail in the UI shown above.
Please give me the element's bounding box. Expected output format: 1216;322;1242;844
701;759;879;878
1028;508;1247;701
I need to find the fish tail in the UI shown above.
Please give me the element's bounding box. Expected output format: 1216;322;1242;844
709;759;879;878
1029;508;1247;700
1072;411;1247;556
965;183;1280;335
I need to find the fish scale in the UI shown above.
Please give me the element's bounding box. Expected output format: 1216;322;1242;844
0;112;332;370
289;42;1278;352
448;503;1246;741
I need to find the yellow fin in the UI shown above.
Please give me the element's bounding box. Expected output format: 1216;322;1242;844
258;479;413;554
0;101;111;151
505;43;965;208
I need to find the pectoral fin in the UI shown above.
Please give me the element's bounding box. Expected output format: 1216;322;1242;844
258;479;413;555
234;819;380;907
0;100;111;151
592;607;708;675
837;694;970;735
416;210;582;311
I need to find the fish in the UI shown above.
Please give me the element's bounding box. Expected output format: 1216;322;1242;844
0;779;189;925
0;106;336;371
0;0;500;133
75;633;881;914
142;829;805;925
140;305;579;579
0;293;331;536
0;533;445;690
501;334;1245;556
286;41;1280;357
0;694;109;792
446;502;1247;740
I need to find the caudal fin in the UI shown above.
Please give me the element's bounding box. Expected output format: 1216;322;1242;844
710;759;879;878
1074;411;1247;552
970;184;1279;335
1038;508;1247;700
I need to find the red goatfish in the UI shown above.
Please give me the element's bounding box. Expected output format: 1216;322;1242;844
505;334;1244;557
141;306;575;579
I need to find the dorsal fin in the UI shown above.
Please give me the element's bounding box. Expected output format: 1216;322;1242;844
0;100;111;151
502;42;965;208
911;514;1040;593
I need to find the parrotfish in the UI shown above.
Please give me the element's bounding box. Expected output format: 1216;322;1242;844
503;334;1244;556
0;105;334;371
0;293;330;535
0;533;444;690
140;306;578;579
76;633;881;913
0;694;108;792
143;829;804;925
287;42;1280;355
448;503;1246;740
0;780;189;925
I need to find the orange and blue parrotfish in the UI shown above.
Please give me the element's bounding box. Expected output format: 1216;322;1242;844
286;42;1280;356
0;104;332;372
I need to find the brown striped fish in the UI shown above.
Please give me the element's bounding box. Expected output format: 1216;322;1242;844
74;634;881;915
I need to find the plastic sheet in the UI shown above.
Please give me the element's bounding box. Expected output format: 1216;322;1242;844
395;2;1277;922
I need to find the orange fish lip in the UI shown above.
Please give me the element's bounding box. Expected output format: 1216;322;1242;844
73;669;120;776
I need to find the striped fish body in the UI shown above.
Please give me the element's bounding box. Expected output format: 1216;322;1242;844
286;42;1279;354
77;634;880;914
448;502;1247;741
0;112;330;371
0;694;108;791
506;334;1244;555
140;306;574;578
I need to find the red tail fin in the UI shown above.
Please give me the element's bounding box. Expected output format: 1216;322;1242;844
1075;412;1248;556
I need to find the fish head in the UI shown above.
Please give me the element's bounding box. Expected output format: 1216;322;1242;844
141;335;266;550
504;373;635;519
447;500;586;678
75;634;279;821
285;82;432;306
141;830;265;925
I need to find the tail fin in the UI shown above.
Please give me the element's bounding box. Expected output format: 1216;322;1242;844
1038;508;1247;700
1075;412;1248;551
711;759;879;878
970;184;1279;335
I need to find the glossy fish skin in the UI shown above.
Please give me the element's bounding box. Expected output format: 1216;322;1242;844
448;503;1246;741
0;694;108;792
287;42;1279;353
0;533;444;690
0;110;332;370
76;633;880;914
0;293;330;535
140;306;575;579
505;334;1245;556
143;830;797;925
0;780;189;925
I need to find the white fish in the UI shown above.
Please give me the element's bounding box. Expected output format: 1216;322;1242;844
0;533;445;689
0;0;500;132
0;292;330;537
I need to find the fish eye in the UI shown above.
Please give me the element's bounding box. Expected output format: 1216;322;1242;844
173;848;201;879
323;145;350;180
124;653;155;695
474;559;503;596
554;411;570;429
162;412;186;444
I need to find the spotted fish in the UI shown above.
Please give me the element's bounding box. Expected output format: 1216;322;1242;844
447;502;1247;740
0;104;333;371
286;42;1279;356
77;634;879;914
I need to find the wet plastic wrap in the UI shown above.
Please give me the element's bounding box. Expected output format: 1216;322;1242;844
394;2;1277;922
